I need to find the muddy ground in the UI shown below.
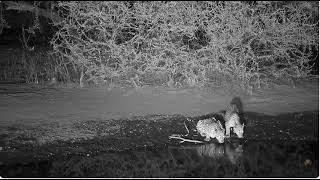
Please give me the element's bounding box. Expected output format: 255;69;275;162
0;78;318;177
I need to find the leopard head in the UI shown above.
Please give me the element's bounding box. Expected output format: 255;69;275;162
215;121;225;143
215;130;225;143
234;123;244;138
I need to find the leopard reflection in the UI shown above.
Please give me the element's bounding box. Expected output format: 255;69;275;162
196;142;243;165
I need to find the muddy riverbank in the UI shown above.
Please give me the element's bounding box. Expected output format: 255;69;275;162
0;110;318;177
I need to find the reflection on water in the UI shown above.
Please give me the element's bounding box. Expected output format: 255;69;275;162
0;140;318;178
194;141;243;165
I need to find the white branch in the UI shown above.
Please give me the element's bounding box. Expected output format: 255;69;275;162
183;120;189;135
169;134;204;144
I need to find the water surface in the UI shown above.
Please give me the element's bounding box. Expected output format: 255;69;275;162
1;140;317;178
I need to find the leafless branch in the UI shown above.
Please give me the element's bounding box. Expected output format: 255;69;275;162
183;120;189;135
169;134;204;144
3;1;62;23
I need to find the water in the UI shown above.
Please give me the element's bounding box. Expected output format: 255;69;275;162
1;140;318;178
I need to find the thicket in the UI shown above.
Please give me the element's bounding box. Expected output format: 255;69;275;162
51;1;318;89
2;1;318;90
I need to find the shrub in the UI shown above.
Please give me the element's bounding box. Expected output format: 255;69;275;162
50;1;318;89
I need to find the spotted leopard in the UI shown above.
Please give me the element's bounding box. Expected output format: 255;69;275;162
196;117;225;143
223;98;245;138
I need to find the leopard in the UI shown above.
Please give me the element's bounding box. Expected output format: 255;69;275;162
196;117;225;143
223;97;245;138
